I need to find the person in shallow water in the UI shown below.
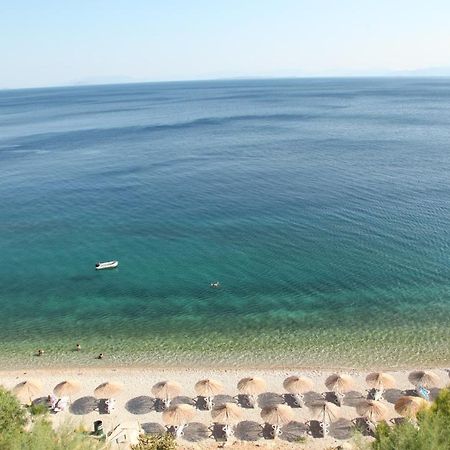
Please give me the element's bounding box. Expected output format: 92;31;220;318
37;349;44;356
76;343;81;351
97;353;104;359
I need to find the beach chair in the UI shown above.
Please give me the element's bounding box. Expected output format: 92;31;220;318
416;385;430;401
53;397;69;413
368;388;383;401
319;421;330;437
270;424;282;439
293;392;305;407
105;398;116;414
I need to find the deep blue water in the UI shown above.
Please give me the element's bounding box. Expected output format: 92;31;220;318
1;78;450;369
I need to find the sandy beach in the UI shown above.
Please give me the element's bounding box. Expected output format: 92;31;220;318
1;366;448;449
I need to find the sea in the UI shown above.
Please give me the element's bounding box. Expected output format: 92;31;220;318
1;78;450;370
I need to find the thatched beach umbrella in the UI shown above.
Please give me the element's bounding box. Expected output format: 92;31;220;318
12;380;42;404
152;380;182;408
195;378;223;397
283;375;313;407
195;378;223;410
261;404;294;426
357;400;388;422
261;404;294;439
395;396;428;418
408;371;439;388
94;381;124;398
310;400;340;423
162;404;195;438
325;374;354;393
283;375;313;394
366;372;396;390
54;380;81;398
212;402;242;439
237;377;266;396
310;400;340;437
212;402;243;425
237;376;267;408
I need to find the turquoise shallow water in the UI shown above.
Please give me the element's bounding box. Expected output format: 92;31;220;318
1;78;450;369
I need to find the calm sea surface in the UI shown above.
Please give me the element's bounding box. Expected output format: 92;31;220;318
1;78;450;369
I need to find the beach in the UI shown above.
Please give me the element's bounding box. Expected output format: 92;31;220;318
1;366;448;449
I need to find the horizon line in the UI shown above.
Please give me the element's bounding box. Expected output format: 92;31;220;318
2;74;450;93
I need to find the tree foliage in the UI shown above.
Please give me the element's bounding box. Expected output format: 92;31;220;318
372;388;450;450
131;434;177;450
0;386;104;450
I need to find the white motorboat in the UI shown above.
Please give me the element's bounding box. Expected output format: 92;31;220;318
95;260;119;270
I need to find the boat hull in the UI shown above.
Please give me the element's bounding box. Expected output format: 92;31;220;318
95;261;119;270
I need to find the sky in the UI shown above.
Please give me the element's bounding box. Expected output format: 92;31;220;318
1;0;450;89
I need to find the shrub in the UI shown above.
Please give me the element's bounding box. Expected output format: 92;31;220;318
28;403;49;416
0;386;26;449
131;434;177;450
372;388;450;450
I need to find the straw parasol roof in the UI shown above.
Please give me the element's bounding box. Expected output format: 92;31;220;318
195;379;223;397
310;401;341;423
395;396;428;417
54;380;81;397
211;402;243;425
152;380;182;399
325;374;354;393
12;380;42;403
408;371;439;388
283;375;313;394
237;377;267;396
261;404;294;426
366;372;396;390
162;404;196;426
94;381;124;398
357;400;388;422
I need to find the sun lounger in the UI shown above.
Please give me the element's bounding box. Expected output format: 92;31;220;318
416;385;430;401
105;398;116;414
53;397;69;413
319;421;330;437
293;392;305;407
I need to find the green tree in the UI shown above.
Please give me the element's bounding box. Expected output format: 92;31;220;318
0;386;26;449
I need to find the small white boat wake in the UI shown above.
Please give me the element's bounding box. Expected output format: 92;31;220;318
95;261;119;270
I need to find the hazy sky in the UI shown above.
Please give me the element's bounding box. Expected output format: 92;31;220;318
2;0;450;88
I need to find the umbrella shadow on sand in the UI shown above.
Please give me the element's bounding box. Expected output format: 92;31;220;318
257;392;285;408
70;396;98;415
125;396;155;415
141;422;165;435
343;391;365;407
236;394;255;409
212;395;236;407
182;422;209;442
280;421;307;442
32;397;49;406
303;391;324;407
330;418;354;440
235;420;262;441
384;389;403;404
171;396;196;406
